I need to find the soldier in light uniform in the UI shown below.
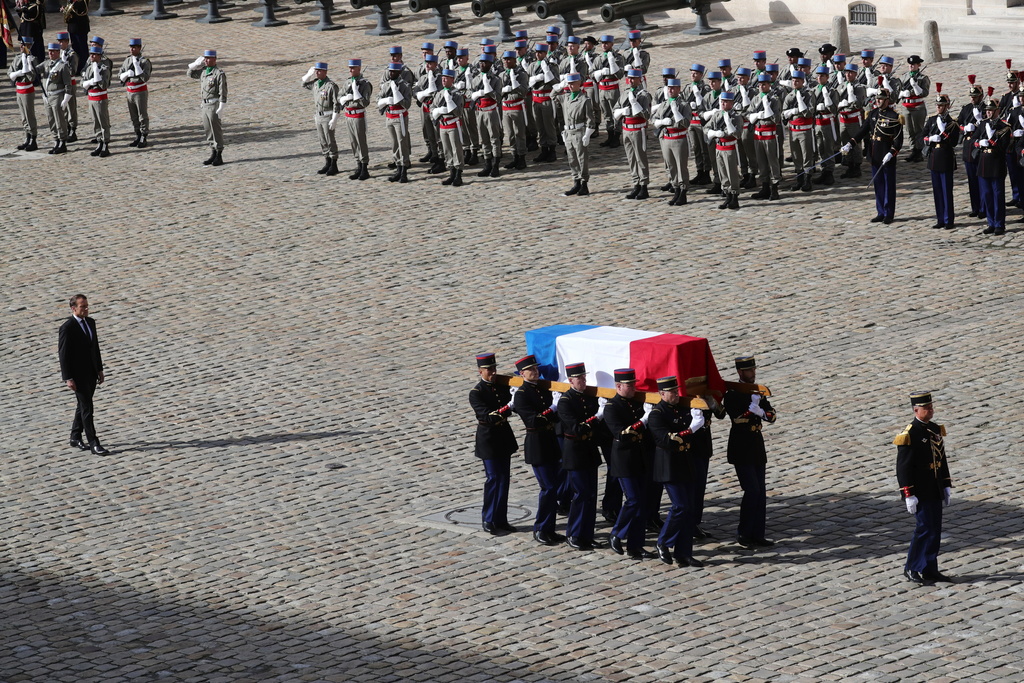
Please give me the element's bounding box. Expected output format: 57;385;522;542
81;45;112;158
560;72;597;197
718;58;736;90
614;68;652;200
468;53;502;178
8;37;40;152
653;66;675;104
84;36;114;146
417;42;435;78
300;61;341;177
186;49;227;166
836;63;867;179
40;43;72;155
431;68;466;187
339;59;373;181
828;54;847;89
553;36;589;141
591;35;623;148
623;30;649;80
698;71;727;195
686;63;712;185
848;89;904;224
747;73;783;201
871;56;900;111
118;38;152;149
733;67;758;190
440;40;459;71
811;65;839;186
377;62;413;183
544;25;566;63
513;39;538;152
580;35;601;129
922;89;961;229
782;70;816;192
899;56;930;163
651;78;691;205
453;49;480;166
500;50;529;171
380;45;416;88
705;90;744;210
957;83;986;220
527;42;559;163
55;32;79;143
856;50;877;87
414;54;444;174
751;50;768;82
468;353;518;536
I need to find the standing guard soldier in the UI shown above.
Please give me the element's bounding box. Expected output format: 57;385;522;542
468;53;502;178
15;0;45;61
899;56;929;162
652;77;691;205
453;49;480;166
653;66;675;104
500;50;529;171
441;40;459;71
922;88;960;229
699;71;726;195
705;90;744;210
557;363;607;551
415;55;445;174
614;68;652;200
8;37;40;152
527;42;559;163
81;45;111;158
381;45;416;88
958;81;986;219
836;63;866;178
782;70;816;192
648;375;706;568
544;25;565;62
973;98;1011;235
417;43;434;77
55;32;79;143
40;42;72;155
624;30;649;78
895;392;954;585
592;35;623;148
560;72;597;197
767;63;787;171
872;56;900;110
603;369;657;560
747;73;782;201
733;67;758;190
856;50;877;87
301;61;341;177
751;50;768;81
686;64;712;185
718;59;736;90
553;36;589;147
468;353;518;535
817;43;837;73
118;38;152;149
1000;63;1024;211
580;36;601;130
998;61;1021;119
724;356;777;549
848;89;903;224
431;68;466;187
512;354;566;547
513;39;539;152
828;54;847;89
811;65;839;186
339;59;373;181
378;63;413;183
186;49;227;167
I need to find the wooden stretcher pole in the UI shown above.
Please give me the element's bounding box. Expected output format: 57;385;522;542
685;376;772;398
493;374;709;410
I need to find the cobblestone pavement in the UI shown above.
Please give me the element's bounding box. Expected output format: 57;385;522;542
3;5;1024;682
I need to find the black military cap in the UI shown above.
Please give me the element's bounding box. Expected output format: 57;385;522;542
566;362;587;378
909;391;933;407
907;55;923;65
786;48;803;58
657;376;679;392
734;356;756;371
819;43;837;55
515;354;538;372
476;353;497;368
583;35;598;45
614;368;636;384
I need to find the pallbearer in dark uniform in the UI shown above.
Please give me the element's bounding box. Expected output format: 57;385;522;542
922;86;960;229
957;81;986;219
512;354;566;546
973;98;1012;235
648;375;706;568
602;369;657;560
724;356;776;548
848;88;903;224
557;363;607;550
468;353;519;535
691;393;726;540
895;392;954;585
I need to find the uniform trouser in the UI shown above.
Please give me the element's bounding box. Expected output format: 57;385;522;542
557;466;573;509
978;174;1007;228
564;129;589;181
734;462;767;540
17;92;37;135
688;124;711;171
315;112;339;159
659;136;689;190
585;86;600;129
839;121;862;166
462;106;479;151
647;480;664;522
45;95;69;142
201;103;224;151
502;108;527;155
420;107;439;156
601;469;622;516
344;116;368;163
964;160;982;215
598;87;620;133
691;455;710;527
715;147;741;193
89;98;110;142
931;170;955;225
707;138;720;183
386;116;411;167
657;481;693;559
566;467;598;543
66;86;77;131
871;161;897;218
439;125;464;170
623;127;649;185
524;91;537;140
481;456;511;526
1006;151;1023;206
755;137;782;185
533;99;557;147
777;127;786;167
70;376;98;444
532;463;560;534
739;125;755;175
127;90;149;136
815;123;837;169
904;105;926;151
905;498;943;574
476;108;502;160
789;129;815;176
611;476;647;552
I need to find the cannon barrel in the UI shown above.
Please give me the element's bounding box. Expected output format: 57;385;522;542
410;0;467;11
534;0;599;19
600;0;688;22
472;0;528;18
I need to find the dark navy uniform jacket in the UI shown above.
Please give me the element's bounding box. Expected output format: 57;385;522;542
647;400;697;484
469;380;518;460
724;390;777;467
923;113;961;173
557;388;603;471
602;394;652;479
513;381;561;466
895;418;952;502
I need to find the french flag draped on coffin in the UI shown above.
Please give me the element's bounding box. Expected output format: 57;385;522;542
523;325;727;393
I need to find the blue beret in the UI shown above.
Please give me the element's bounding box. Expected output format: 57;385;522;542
661;67;676;76
443;40;458;49
707;71;722;79
389;46;403;54
204;49;217;57
456;48;469;56
128;38;143;46
566;36;580;44
441;68;457;78
565;73;581;82
56;32;70;40
600;35;615;43
717;58;731;67
347;59;360;67
753;50;767;60
757;73;772;82
315;61;329;70
502;50;516;59
421;42;434;50
690;63;705;72
626;68;642;78
736;67;751;76
666;78;681;87
879;55;894;65
720;91;735;100
424;54;438;63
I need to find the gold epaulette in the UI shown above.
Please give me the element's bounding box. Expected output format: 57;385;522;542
939;424;946;437
898;114;906;126
893;423;913;446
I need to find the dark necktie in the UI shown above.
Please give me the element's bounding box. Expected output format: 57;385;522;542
79;319;91;341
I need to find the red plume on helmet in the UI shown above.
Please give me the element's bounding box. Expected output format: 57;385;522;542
1006;59;1013;70
935;82;942;93
877;75;883;86
987;86;995;97
968;74;976;85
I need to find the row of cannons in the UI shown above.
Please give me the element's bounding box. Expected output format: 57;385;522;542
74;0;726;41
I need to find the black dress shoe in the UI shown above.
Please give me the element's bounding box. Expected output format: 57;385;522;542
968;211;979;218
628;549;658;560
91;444;110;455
922;571;955;583
556;505;571;515
944;224;956;230
994;227;1006;235
931;223;944;229
601;508;619;524
736;536;755;548
588;539;607;550
550;532;566;544
70;438;90;450
677;556;704;568
883;216;894;224
482;522;498;534
609;535;625;555
983;226;996;234
870;215;885;223
752;537;775;547
694;526;713;540
534;530;560;546
566;536;585;550
656;544;673;565
904;568;931;585
495;522;517;533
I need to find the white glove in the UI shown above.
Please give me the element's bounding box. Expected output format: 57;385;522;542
415;89;430;100
708;129;724;139
119;71;130;83
964;123;976;133
882;151;893;164
816;102;826;112
912;82;923;96
747;393;766;417
840;142;852;154
581;127;593;146
529;73;543;86
592;68;606;80
189;56;206;69
501;85;511;94
1014;129;1024;138
899;89;910;99
701;110;714;121
943;487;952;507
216;102;226;116
338;94;352;105
905;495;919;514
595;396;608;419
430;106;446;120
82;78;96;88
928;134;941;143
656;117;673;127
865;87;879;96
61;93;72;108
977;139;990;148
328;112;338;130
550;391;562;410
301;66;316;84
747;113;758;124
613;107;626;120
377;96;394;107
471;89;484;99
783;108;797;117
640;402;653;425
688;408;705;433
837;98;848;108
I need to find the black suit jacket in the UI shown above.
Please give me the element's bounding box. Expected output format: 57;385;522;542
58;316;103;382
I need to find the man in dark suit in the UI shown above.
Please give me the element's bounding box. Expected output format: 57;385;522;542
468;353;519;535
58;294;109;455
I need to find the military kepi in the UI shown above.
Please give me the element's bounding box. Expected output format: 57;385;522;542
657;376;678;392
910;391;933;407
476;353;497;368
614;368;636;384
566;362;586;377
515;354;538;372
735;356;756;371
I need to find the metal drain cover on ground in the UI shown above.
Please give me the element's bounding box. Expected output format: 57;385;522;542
421;503;534;528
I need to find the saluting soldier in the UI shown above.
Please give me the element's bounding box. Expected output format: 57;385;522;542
614;68;652;200
848;89;903;224
899;56;930;162
557;363;607;551
468;354;518;535
686;64;712;185
811;65;839;186
653;66;675;104
186;49;227;167
782;70;816;192
118;38;152;149
652;77;691;206
718;59;737;90
922;89;961;229
440;40;459;71
895;392;955;585
828;54;847;89
500;50;529;171
511;354;566;547
958;82;987;220
415;54;445;175
560;72;597;197
973;98;1012;235
527;42;559;163
552;36;589;146
8;37;40;152
648;376;706;569
836;64;866;179
55;32;79;143
602;369;657;560
747;73;782;201
724;357;777;549
81;45;112;158
40;42;72;155
591;35;624;148
580;36;601;128
705;90;744;210
453;49;480;166
377;62;413;183
301;61;341;177
468;53;502;178
871;56;900;110
419;43;435;78
339;59;373;181
431;68;466;187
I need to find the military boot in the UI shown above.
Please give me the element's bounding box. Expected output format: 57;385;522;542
751;183;771;200
137;135;148;149
98;141;111;158
564;180;582;196
441;167;457;185
203;149;217;165
325;158;339;176
90;140;103;157
705;182;722;195
357;163;370;180
769;183;780;200
451;169;463;187
577;180;589;196
728;192;740;210
388;165;403;182
17;134;31;150
211;150;224;166
635;185;649;200
477;159;493;177
129;131;141;147
25;135;38;152
515;154;527;170
318;157;332;174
